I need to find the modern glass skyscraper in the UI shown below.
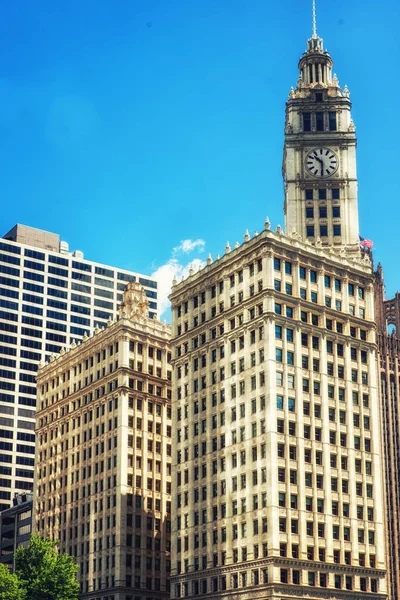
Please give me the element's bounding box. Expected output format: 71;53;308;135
0;224;158;508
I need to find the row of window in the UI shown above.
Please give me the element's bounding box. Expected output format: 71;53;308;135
177;515;376;549
176;450;373;488
175;261;365;321
0;322;108;340
129;342;167;361
273;260;365;297
0;298;114;320
275;306;368;340
306;206;340;218
0;283;123;307
277;369;368;393
1;265;128;292
0;243;157;288
174;571;379;597
276;329;368;358
176;462;374;501
275;289;365;316
128;379;170;399
177;265;264;317
0;379;37;396
305;187;340;200
176;451;374;495
176;393;370;444
303;110;337;132
0;283;157;311
307;224;341;237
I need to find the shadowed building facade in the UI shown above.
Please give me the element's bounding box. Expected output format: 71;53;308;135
34;283;172;600
374;264;400;600
0;492;32;570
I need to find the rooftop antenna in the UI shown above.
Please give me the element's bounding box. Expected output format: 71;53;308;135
312;0;317;38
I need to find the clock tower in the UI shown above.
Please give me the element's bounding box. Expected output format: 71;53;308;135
283;5;359;253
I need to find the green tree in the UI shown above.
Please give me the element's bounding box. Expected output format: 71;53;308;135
0;563;25;600
15;535;79;600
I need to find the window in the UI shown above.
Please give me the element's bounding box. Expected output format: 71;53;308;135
306;207;314;218
319;206;327;218
316;112;324;131
332;188;340;200
305;190;313;201
332;206;340;218
329;111;337;131
333;224;341;236
303;113;311;131
320;225;328;237
306;226;314;237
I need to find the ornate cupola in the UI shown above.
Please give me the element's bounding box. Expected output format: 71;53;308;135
298;15;333;87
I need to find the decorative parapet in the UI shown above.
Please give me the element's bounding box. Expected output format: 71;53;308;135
170;219;372;294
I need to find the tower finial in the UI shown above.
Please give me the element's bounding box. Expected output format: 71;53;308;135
312;0;317;38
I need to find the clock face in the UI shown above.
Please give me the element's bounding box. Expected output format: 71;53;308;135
306;148;338;178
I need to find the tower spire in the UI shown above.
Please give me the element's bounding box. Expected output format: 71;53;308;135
312;0;317;38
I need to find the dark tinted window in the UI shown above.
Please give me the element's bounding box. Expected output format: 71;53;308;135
303;113;311;131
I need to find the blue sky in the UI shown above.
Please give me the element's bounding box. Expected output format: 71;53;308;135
1;0;399;316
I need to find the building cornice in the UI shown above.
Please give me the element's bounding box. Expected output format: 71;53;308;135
170;226;372;302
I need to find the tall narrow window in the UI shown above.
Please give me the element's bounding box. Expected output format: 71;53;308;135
320;225;328;237
333;225;341;237
329;112;337;131
319;206;327;218
316;112;324;131
306;207;314;218
306;226;315;237
332;206;340;218
303;113;311;132
332;188;340;200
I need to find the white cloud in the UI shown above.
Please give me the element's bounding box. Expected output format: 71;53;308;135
152;257;206;319
173;238;205;254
